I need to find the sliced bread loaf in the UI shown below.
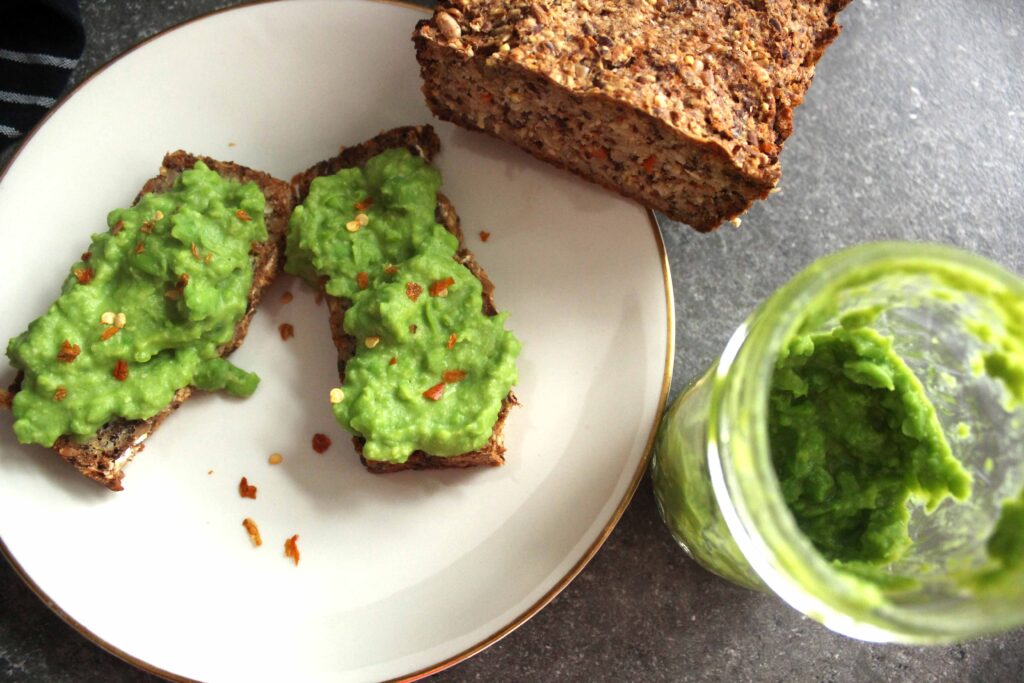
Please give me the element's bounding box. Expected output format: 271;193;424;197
414;0;850;231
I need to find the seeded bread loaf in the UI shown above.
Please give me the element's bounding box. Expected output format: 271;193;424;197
414;0;850;231
291;125;516;473
9;152;292;490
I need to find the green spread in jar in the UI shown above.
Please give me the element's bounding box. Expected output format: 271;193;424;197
988;489;1024;572
769;323;972;568
7;162;267;446
286;148;520;463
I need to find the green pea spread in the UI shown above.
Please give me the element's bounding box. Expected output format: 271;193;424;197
769;324;972;569
286;148;520;463
7;162;267;446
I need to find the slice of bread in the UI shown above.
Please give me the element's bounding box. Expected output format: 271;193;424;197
9;152;292;490
291;125;516;473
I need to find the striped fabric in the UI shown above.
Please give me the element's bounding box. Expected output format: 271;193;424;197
0;0;84;151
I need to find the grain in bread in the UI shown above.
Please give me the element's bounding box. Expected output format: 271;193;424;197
414;0;850;231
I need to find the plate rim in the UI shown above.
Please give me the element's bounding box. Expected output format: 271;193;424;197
0;0;676;680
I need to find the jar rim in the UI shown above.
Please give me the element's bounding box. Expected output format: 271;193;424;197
707;240;1024;642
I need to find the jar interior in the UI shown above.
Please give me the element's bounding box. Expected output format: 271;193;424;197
724;243;1024;641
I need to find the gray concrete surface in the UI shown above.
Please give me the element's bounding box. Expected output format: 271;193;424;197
2;0;1022;680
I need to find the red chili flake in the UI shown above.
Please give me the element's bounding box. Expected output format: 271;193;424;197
357;271;369;290
100;325;120;341
429;277;455;297
112;219;125;235
242;518;262;547
56;339;80;363
389;356;397;366
278;323;295;341
140;221;154;234
134;242;145;254
480;92;494;104
383;263;399;275
642;154;658;174
479;231;491;242
353;197;374;211
53;386;68;402
423;382;446;401
165;289;181;301
312;433;331;453
443;369;467;384
281;291;294;304
447;333;457;349
589;147;609;161
73;267;94;284
236;209;252;222
81;251;92;262
284;534;300;566
405;282;423;302
191;242;201;260
112;359;129;381
409;324;418;334
239;476;257;499
177;273;190;289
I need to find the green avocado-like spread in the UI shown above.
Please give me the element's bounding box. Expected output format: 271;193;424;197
988;488;1024;572
769;324;972;568
286;148;520;463
7;162;266;446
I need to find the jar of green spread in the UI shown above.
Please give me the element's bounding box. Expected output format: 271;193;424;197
651;242;1024;643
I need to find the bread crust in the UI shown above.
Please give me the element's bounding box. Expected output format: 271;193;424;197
414;0;850;231
292;125;515;472
9;152;292;490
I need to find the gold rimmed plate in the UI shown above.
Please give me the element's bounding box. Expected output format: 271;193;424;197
0;1;673;680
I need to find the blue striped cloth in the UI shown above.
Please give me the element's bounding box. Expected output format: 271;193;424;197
1;0;84;150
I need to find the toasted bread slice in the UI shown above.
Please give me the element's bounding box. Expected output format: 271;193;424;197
9;152;292;490
291;125;516;473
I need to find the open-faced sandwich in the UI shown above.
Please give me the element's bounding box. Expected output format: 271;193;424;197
287;125;520;472
5;153;292;490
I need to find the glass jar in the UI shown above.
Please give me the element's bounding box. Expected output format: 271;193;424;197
652;242;1024;643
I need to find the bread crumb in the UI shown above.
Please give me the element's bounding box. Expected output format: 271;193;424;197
278;323;295;341
312;433;331;454
242;518;262;546
228;142;237;148
479;230;490;242
284;534;300;566
208;469;214;475
268;453;284;465
239;476;257;499
281;291;294;304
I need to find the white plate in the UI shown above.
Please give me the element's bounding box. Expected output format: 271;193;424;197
0;1;672;681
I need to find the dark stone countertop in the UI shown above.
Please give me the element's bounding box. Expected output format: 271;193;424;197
1;1;1022;681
